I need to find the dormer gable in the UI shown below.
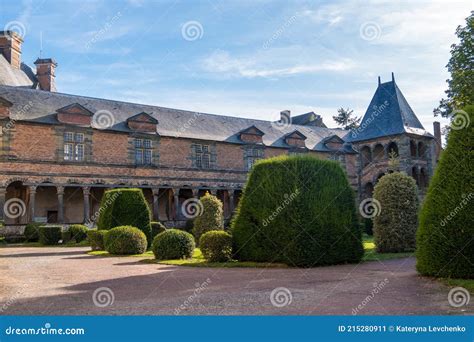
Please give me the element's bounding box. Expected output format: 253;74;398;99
127;112;158;133
239;125;264;144
0;96;13;119
323;134;345;151
285;130;306;148
56;103;93;126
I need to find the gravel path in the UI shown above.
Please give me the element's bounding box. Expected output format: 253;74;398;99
0;246;470;315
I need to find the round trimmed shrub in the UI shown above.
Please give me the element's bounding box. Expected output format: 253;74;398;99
199;230;233;262
87;229;106;251
373;172;418;253
24;222;44;242
151;221;166;240
97;188;152;246
192;193;224;243
152;229;195;260
104;226;147;255
417;105;474;279
39;226;62;245
232;155;364;267
68;224;89;243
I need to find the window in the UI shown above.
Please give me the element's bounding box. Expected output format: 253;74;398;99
245;147;264;170
63;132;84;161
194;144;211;169
134;138;153;165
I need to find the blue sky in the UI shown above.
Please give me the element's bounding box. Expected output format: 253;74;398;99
1;0;472;132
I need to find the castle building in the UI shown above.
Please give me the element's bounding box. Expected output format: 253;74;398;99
0;31;441;234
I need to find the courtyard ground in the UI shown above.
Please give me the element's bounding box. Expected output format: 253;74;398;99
0;246;471;315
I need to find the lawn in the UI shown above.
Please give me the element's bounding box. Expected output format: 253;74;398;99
362;235;414;261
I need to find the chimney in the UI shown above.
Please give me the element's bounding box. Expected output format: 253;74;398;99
0;31;23;69
280;110;291;123
433;121;442;160
34;58;57;92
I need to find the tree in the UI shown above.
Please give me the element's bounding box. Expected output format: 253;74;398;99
192;192;224;243
333;107;361;130
416;105;474;279
434;11;474;118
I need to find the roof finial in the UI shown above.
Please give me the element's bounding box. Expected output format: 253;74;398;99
391;72;395;82
378;76;381;85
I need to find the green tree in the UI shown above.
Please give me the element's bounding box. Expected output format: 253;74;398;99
434;11;474;117
192;192;224;243
333;107;361;130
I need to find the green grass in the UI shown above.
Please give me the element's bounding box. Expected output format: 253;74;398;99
362;235;414;262
88;250;154;258
441;278;474;293
2;240;90;248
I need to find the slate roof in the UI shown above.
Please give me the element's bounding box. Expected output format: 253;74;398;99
346;78;432;142
0;85;357;153
0;55;37;88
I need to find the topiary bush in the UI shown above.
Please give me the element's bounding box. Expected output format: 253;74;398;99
97;188;152;246
417;105;474;279
152;229;195;260
192;192;224;243
199;230;233;262
87;230;106;251
151;221;166;240
39;226;62;245
232;155;364;267
104;226;147;255
68;224;89;243
24;222;44;242
373;172;419;253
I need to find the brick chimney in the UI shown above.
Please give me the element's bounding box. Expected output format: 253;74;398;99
433;121;442;160
280;110;291;123
0;31;23;69
34;58;57;92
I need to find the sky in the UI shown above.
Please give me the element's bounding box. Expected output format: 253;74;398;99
1;0;472;132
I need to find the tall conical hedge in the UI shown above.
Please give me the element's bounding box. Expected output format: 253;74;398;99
97;188;152;246
416;105;474;279
231;155;363;267
373;172;418;253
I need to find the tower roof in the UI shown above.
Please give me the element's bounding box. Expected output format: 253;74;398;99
347;75;432;142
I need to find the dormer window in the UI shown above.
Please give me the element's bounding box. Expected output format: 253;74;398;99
239;125;264;144
134;138;153;165
63;132;84;161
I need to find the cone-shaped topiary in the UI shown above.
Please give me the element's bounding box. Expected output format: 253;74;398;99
373;172;418;253
232;155;363;267
97;188;152;246
417;105;474;279
192;192;224;243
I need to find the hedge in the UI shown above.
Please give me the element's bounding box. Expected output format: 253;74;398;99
231;155;364;267
24;222;44;242
192;192;224;243
97;188;152;246
68;224;89;243
87;230;106;251
104;226;147;255
39;226;62;245
151;221;166;240
373;172;418;253
417;105;474;279
152;229;195;260
199;230;233;262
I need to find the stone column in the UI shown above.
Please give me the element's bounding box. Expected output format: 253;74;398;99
57;186;65;224
152;188;160;221
173;188;180;220
82;187;90;224
0;187;6;221
28;185;37;222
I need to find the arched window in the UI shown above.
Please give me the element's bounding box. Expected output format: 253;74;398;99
418;142;426;158
410;140;417;157
420;168;428;188
387;142;398;157
360;146;372;167
373;144;384;161
412;166;419;186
